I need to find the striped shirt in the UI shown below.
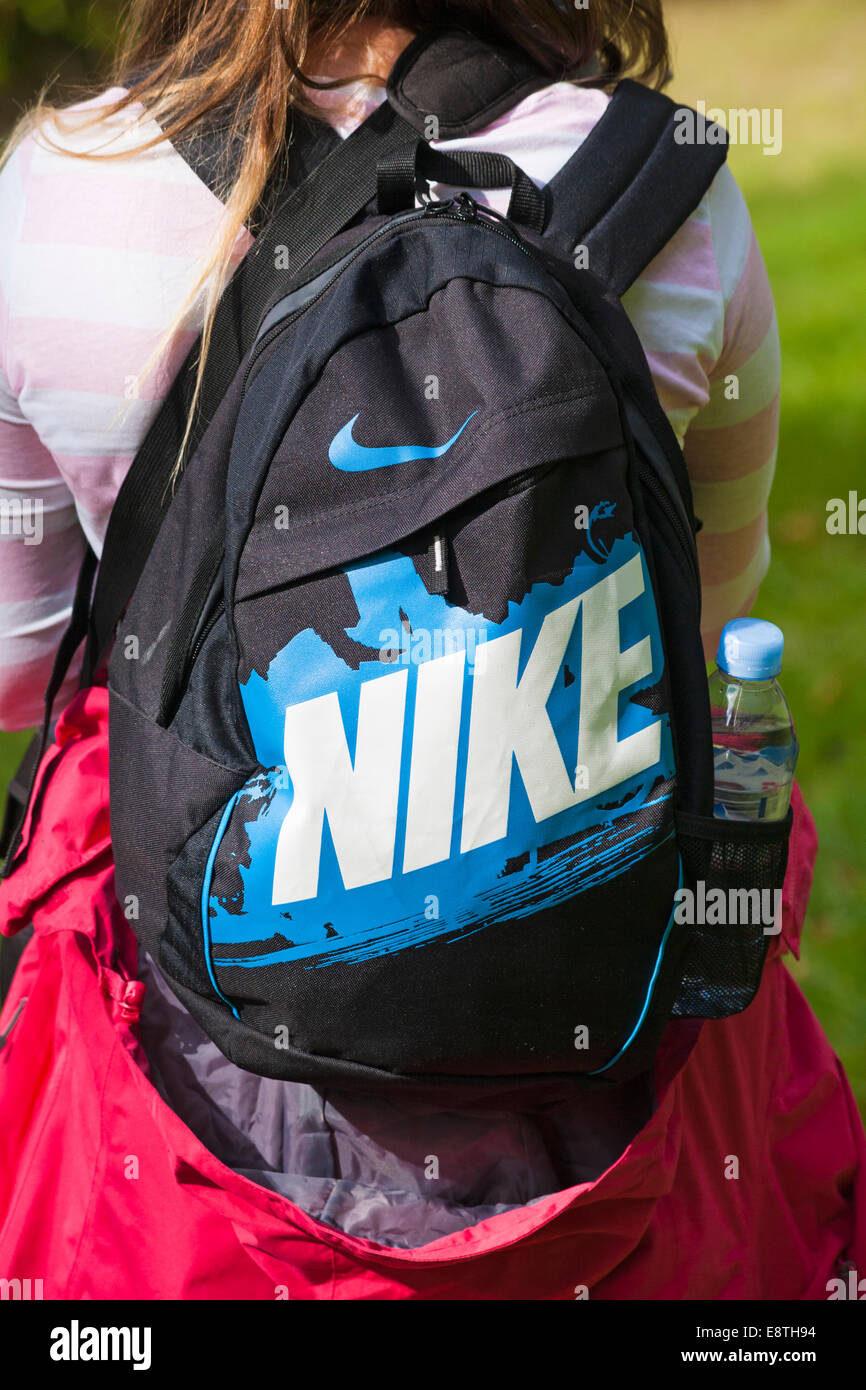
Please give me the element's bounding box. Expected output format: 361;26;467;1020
0;78;780;731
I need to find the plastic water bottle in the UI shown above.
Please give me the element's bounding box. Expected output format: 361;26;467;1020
709;618;799;821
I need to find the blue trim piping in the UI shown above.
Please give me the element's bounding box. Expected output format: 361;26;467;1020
588;850;684;1075
201;791;243;1021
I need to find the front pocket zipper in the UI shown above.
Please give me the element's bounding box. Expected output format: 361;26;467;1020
157;530;225;727
160;201;700;726
244;206;701;605
159;598;224;728
158;458;557;727
158;449;689;734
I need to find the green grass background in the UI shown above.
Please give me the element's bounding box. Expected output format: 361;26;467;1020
1;1;864;1109
665;0;866;1110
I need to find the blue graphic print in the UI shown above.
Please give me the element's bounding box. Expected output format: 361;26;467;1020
206;534;674;968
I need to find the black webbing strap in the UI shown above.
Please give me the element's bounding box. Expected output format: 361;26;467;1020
176;106;345;236
1;98;418;878
1;62;728;879
543;79;729;298
84;97;419;685
1;546;97;873
377;141;547;231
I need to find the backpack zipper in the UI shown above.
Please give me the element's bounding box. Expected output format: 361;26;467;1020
243;196;530;393
624;402;700;591
637;463;699;589
245;196;698;588
188;605;222;672
160;599;222;726
164;202;700;722
159;457;552;725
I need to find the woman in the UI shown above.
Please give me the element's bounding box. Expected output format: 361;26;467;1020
0;1;863;1299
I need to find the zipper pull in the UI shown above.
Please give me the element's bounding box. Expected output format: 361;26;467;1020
429;534;450;596
423;196;458;217
423;193;479;222
454;192;479;221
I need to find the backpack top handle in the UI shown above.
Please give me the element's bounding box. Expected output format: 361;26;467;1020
376;139;547;231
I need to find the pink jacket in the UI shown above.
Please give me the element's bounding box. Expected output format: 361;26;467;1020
1;686;863;1299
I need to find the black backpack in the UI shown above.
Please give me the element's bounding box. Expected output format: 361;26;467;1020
2;27;793;1094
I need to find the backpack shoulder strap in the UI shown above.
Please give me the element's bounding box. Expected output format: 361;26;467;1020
83;98;418;685
85;27;576;688
543;79;729;297
0;27;612;877
1;98;419;876
175;103;342;216
385;23;553;138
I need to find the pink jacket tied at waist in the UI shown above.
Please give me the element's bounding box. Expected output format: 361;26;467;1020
0;686;864;1299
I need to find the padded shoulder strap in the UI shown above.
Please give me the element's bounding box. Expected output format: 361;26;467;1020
0;25;600;876
386;24;552;138
543;80;729;297
175;104;342;220
1;98;418;877
84;27;576;684
84;98;417;684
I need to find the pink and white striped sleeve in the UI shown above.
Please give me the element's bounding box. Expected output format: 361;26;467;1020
0;140;87;732
618;163;780;662
0;97;250;734
684;169;781;660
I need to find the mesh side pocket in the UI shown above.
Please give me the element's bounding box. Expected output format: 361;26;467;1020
671;807;793;1019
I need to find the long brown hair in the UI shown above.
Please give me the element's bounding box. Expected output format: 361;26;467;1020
8;2;670;466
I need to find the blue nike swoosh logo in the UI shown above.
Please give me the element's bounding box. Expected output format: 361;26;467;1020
328;411;477;472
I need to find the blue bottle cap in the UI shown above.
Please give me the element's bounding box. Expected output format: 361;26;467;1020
717;618;784;680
